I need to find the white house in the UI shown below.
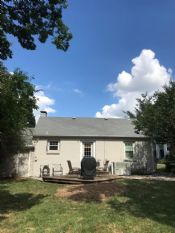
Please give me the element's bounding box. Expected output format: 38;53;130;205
1;111;156;177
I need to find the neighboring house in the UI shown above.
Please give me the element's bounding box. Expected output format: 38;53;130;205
1;111;156;177
154;144;170;160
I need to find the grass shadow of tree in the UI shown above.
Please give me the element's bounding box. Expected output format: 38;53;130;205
108;179;175;228
0;182;46;221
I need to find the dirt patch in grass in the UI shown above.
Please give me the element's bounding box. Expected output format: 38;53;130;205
55;182;126;202
0;229;13;233
95;223;124;233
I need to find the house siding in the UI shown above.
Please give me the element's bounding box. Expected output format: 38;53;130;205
29;138;154;177
95;140;124;164
0;138;155;178
32;139;81;176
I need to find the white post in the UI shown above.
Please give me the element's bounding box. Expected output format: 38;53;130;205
164;144;169;157
28;152;30;177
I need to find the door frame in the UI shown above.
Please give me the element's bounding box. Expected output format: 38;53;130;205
80;140;96;161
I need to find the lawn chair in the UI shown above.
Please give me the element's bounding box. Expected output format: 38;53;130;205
103;160;109;171
52;164;63;176
96;160;109;171
67;160;80;175
40;165;50;177
96;160;109;175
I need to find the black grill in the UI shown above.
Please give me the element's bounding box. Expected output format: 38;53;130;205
81;157;96;179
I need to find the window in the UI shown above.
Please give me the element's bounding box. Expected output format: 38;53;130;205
48;141;59;151
125;142;134;159
84;143;92;157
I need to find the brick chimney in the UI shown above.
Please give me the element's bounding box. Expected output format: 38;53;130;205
40;111;47;118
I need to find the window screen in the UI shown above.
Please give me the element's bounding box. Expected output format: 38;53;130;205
49;141;59;150
125;142;134;158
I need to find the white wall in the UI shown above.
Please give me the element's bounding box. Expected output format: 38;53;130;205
32;139;81;176
95;140;124;167
30;138;154;177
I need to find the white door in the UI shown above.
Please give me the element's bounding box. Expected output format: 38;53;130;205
81;141;95;160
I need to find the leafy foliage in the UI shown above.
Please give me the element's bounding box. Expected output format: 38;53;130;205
127;81;175;155
0;0;72;59
0;63;37;157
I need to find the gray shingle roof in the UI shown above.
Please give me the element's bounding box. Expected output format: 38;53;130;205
33;117;146;139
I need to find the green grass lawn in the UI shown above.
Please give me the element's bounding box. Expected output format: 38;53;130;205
0;179;175;233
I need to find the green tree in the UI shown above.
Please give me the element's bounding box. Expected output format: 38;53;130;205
0;0;72;59
127;81;175;156
0;63;37;157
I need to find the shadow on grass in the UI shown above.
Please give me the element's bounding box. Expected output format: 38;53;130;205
0;182;45;221
108;179;175;229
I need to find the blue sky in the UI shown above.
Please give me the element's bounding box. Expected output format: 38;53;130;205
4;0;175;118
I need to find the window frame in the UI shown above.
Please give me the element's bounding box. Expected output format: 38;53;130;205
80;140;96;159
84;142;93;157
47;140;60;154
124;142;134;160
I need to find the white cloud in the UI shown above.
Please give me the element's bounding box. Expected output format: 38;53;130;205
34;89;56;121
73;88;83;95
36;83;62;92
96;49;171;118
